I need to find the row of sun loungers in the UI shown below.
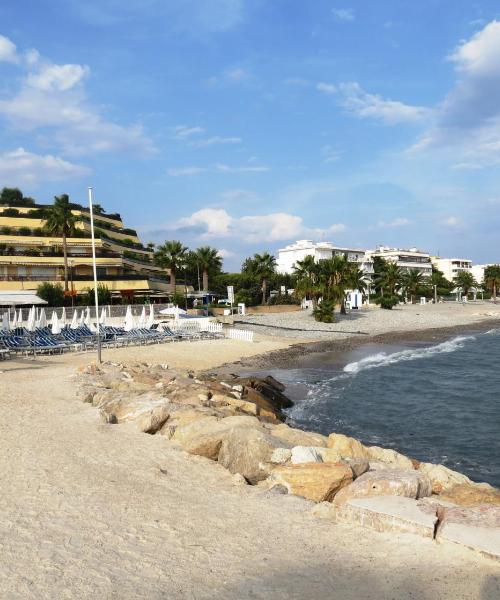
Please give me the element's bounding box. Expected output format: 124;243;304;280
0;322;224;358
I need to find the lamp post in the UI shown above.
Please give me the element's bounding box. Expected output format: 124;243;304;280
88;187;102;363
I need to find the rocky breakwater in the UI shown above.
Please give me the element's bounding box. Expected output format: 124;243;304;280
76;361;500;562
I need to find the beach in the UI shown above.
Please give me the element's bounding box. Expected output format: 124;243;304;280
1;303;500;598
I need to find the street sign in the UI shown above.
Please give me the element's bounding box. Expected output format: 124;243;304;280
227;285;234;304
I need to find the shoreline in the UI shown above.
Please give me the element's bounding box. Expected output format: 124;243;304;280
215;317;500;373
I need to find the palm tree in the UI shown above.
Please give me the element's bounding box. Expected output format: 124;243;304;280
376;262;403;297
402;269;425;304
318;255;350;314
484;265;500;302
43;194;78;292
154;240;188;292
345;264;367;293
251;252;276;304
454;271;476;299
194;246;222;291
293;255;320;307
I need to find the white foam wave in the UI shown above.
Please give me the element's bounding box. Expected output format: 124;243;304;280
343;335;476;374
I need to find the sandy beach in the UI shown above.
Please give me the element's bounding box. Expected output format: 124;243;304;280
1;304;500;598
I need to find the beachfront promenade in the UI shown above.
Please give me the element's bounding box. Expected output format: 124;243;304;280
1;305;500;598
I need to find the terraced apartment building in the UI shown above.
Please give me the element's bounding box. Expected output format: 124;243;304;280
0;200;174;301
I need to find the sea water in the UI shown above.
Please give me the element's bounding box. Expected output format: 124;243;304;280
264;328;500;487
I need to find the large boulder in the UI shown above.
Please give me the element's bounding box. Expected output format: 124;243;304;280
439;483;500;507
331;496;439;539
418;462;472;494
98;391;171;433
290;446;324;464
364;446;414;470
334;469;432;506
267;463;353;502
272;424;328;448
173;415;263;460
218;428;288;483
326;433;368;458
436;504;500;562
158;407;219;439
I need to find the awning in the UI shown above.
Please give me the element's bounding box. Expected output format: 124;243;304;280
0;291;48;306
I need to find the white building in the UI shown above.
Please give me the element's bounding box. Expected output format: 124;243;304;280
432;258;472;283
366;246;433;277
471;264;494;286
276;240;374;278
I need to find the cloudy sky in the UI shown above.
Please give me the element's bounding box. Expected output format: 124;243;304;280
1;0;500;269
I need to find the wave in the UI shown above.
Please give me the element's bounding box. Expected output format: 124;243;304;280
343;335;476;374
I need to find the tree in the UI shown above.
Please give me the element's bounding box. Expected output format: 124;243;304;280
376;262;403;297
193;246;223;291
243;252;277;304
293;255;320;307
82;283;111;305
37;282;64;306
401;269;425;304
344;264;367;293
153;240;188;291
483;265;500;302
454;271;476;299
43;194;78;292
317;255;350;314
0;187;35;206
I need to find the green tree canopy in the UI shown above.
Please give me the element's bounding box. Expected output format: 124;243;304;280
43;194;78;292
153;240;188;291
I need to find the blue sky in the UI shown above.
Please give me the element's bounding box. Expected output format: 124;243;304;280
1;0;500;269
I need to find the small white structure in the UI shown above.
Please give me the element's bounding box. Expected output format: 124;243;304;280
348;290;363;309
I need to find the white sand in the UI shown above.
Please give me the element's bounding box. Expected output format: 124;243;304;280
1;318;500;598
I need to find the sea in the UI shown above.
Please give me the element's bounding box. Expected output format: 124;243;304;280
261;327;500;488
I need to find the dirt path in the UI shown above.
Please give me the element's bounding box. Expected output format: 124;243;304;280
0;347;499;599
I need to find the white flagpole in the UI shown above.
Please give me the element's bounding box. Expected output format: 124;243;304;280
88;187;102;363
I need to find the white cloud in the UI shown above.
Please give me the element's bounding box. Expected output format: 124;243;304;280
190;136;242;148
449;20;500;77
215;163;269;173
410;21;500;168
336;82;429;124
173;125;205;139
178;208;233;236
378;217;410;227
322;145;342;163
27;63;89;91
0;147;90;184
159;208;346;244
316;82;337;94
0;40;155;156
218;248;234;259
0;34;19;63
332;8;355;22
443;216;460;228
167;167;207;176
225;67;247;81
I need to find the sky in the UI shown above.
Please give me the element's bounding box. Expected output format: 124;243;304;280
1;0;500;270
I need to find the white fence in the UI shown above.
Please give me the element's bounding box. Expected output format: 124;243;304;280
201;321;223;334
226;328;254;342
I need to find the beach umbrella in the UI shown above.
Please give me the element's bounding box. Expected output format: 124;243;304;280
100;307;107;326
17;308;23;326
159;306;187;317
78;309;85;327
137;305;146;328
124;305;135;332
26;306;36;332
37;308;47;329
50;311;61;335
70;310;79;329
147;304;155;329
1;312;9;331
10;310;17;329
61;307;67;327
84;306;90;326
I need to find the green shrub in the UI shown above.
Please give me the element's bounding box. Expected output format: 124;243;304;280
82;283;111;305
18;227;32;236
313;300;335;323
1;208;20;217
268;293;300;306
378;295;399;310
37;282;65;306
1;226;12;235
